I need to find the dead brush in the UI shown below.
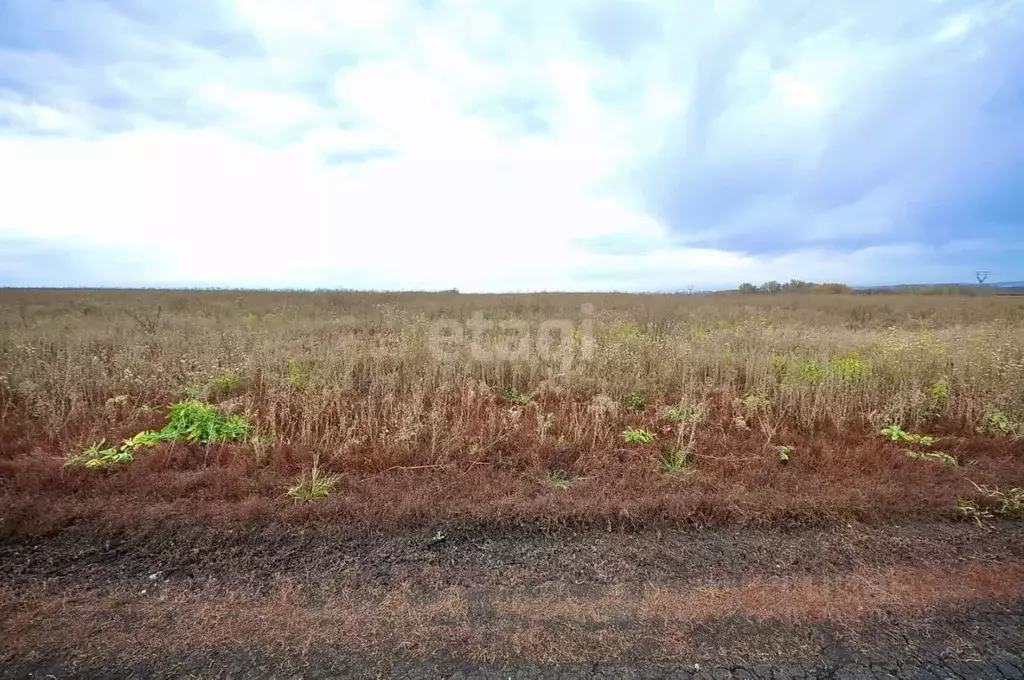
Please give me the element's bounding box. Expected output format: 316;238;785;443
958;481;1024;525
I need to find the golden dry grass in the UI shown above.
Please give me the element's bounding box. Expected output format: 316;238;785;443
1;289;1022;532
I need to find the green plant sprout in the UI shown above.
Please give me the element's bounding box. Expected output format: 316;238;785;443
622;394;645;412
662;404;686;423
879;425;935;446
797;361;823;383
65;439;134;468
67;400;249;469
160;401;248;444
622;427;656;444
981;410;1017;436
547;470;571;489
660;446;694;476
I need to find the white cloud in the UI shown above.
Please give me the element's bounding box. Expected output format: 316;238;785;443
0;95;78;134
0;0;1021;290
0;124;668;290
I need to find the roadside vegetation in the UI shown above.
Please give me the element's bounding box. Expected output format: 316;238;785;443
1;289;1023;534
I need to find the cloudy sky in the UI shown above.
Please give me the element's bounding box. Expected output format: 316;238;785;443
1;0;1023;291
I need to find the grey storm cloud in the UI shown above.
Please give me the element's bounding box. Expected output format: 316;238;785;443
614;0;1024;257
548;0;1024;264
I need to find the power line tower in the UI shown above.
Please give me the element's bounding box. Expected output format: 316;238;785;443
975;270;990;285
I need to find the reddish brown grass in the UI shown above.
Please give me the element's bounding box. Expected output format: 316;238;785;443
2;290;1023;535
4;562;1023;664
2;401;1023;536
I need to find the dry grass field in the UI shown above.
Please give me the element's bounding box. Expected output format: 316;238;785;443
1;288;1022;535
3;288;1024;677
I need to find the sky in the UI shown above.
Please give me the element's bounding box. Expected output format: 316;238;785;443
1;0;1023;291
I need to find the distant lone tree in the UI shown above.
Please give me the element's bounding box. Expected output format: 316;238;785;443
738;282;757;293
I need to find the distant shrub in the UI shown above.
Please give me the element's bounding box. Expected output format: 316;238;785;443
736;280;852;294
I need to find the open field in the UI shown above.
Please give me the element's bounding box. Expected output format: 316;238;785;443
2;289;1023;677
2;289;1023;532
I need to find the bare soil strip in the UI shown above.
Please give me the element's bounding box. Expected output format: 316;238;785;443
3;520;1024;592
2;521;1024;677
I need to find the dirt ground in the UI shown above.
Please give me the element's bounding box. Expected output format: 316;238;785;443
3;521;1024;678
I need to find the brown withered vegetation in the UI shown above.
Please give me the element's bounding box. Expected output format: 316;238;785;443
4;563;1024;664
1;288;1023;535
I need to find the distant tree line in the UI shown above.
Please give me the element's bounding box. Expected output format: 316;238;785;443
735;281;1024;296
736;280;852;294
857;284;1022;296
